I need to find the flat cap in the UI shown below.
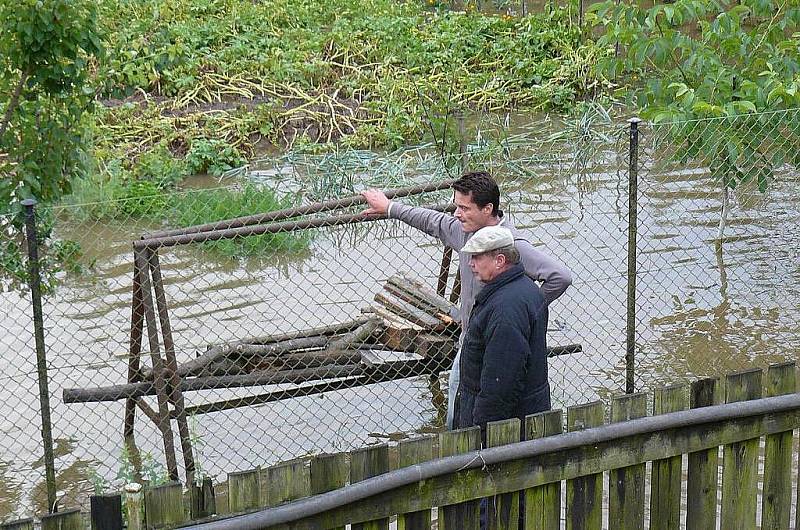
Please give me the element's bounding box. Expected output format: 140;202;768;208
461;225;514;254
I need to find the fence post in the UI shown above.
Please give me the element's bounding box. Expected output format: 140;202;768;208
21;198;57;512
625;118;641;394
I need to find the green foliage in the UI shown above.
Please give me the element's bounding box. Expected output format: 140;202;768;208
0;0;102;292
90;0;599;162
173;184;311;257
134;146;188;187
590;0;800;189
0;0;103;204
116;446;169;487
186;139;245;177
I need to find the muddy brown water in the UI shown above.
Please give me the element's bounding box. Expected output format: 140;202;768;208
0;159;798;518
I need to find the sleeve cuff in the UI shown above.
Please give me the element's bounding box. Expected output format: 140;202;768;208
386;201;394;218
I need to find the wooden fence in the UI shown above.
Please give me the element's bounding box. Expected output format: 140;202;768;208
6;362;800;529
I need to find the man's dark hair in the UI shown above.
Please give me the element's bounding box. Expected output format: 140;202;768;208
452;171;501;217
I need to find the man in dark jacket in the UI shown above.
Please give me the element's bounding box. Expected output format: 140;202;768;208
453;225;550;432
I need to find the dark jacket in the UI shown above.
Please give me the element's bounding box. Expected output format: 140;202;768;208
453;263;550;430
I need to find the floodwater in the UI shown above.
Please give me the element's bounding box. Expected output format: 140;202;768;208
0;144;798;519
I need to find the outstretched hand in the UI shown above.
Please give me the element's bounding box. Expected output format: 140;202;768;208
361;189;391;215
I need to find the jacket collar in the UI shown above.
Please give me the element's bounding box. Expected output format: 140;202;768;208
475;263;525;305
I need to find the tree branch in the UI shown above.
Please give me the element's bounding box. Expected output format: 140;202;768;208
0;67;31;140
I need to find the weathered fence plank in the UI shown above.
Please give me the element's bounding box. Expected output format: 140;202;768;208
566;401;604;530
228;468;262;513
267;459;310;507
439;426;481;530
686;377;720;530
396;436;435;530
40;509;82;530
1;519;34;530
609;392;647;530
144;482;186;528
650;384;688;530
762;362;795;530
310;452;348;530
90;493;123;530
256;397;800;529
190;477;216;520
721;368;762;530
486;418;521;530
524;409;563;530
351;444;390;530
125;483;144;530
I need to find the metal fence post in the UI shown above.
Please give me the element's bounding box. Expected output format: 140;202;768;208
21;198;57;511
626;119;641;394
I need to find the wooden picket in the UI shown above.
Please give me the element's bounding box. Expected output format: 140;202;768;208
6;363;800;530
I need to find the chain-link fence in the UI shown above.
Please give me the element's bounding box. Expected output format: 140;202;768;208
1;109;798;519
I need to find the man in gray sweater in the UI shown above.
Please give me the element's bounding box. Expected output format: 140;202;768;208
362;171;572;428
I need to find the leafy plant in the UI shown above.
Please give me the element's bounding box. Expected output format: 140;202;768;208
186;139;245;177
590;0;800;237
0;0;102;291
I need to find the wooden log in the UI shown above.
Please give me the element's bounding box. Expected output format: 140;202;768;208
1;519;34;530
351;444;390;530
486;418;521;530
134;248;179;481
524;410;563;530
266;459;310;507
374;292;444;330
311;453;348;530
763;362;795;530
229;468;262;513
609;393;647;530
327;318;382;352
180;358;442;417
413;333;455;359
373;306;425;351
386;275;456;317
144;482;186;527
143;179;456;239
64;364;365;402
124;483;144;530
720;368;762;530
40;509;82;530
90;494;123;530
168;336;330;379
650;384;688;530
244;317;373;345
146;318;372;379
566;401;604;530
396;436;435;530
269;349;362;371
439;426;481;530
686;377;719;530
399;273;458;314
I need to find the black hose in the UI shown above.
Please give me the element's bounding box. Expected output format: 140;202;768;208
181;392;800;529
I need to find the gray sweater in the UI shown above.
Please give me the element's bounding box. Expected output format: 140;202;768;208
388;202;572;337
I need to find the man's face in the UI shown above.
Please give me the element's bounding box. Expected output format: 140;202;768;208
469;251;500;283
454;190;494;233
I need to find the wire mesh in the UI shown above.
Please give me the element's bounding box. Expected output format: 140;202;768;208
0;110;798;518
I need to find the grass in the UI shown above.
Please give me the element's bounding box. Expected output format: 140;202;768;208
59;180;311;257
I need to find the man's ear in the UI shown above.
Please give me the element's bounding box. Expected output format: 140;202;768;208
482;203;494;216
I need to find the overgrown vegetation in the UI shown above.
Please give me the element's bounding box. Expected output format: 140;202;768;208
0;0;102;291
591;0;800;238
90;0;603;170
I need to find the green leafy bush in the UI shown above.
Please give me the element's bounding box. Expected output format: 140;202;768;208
185;139;245;177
